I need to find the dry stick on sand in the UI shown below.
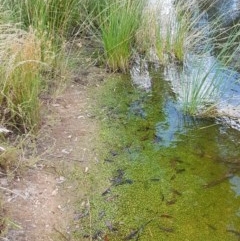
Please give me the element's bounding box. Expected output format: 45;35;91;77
87;198;93;241
53;226;70;241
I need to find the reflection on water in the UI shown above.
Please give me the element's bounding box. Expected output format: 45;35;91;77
130;53;152;91
155;100;194;147
230;176;240;197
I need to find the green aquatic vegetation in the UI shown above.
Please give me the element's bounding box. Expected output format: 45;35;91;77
82;72;240;241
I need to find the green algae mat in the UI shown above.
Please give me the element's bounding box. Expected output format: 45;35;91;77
80;71;240;241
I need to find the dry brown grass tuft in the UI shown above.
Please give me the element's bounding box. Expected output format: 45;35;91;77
0;26;43;132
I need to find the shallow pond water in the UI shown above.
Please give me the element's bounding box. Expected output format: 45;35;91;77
89;69;240;241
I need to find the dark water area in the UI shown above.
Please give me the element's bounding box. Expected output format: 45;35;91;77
90;70;240;241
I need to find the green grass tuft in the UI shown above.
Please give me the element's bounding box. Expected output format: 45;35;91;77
99;0;145;72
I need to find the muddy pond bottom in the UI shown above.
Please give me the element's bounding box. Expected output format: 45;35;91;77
87;72;240;241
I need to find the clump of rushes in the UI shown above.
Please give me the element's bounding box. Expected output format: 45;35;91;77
135;2;163;65
0;26;42;132
4;0;80;41
0;0;83;132
134;0;192;65
181;59;222;116
2;0;81;72
154;0;212;64
180;2;240;116
100;0;145;72
172;7;190;62
135;4;157;52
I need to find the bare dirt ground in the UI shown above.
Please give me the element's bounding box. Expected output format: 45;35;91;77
1;63;107;240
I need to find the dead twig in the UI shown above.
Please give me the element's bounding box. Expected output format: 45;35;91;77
53;226;71;241
124;219;153;240
203;173;234;188
227;229;240;237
